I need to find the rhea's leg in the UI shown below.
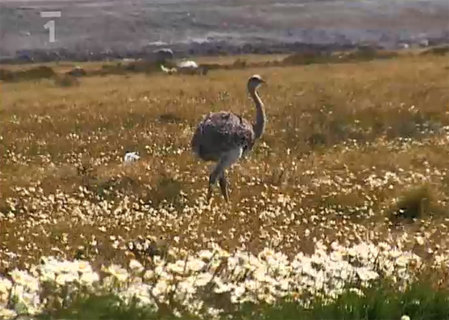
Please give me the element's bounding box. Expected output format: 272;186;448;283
207;161;222;202
210;147;242;202
219;173;229;202
207;172;217;202
207;184;212;202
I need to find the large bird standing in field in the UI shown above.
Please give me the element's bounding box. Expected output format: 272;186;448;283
191;74;266;201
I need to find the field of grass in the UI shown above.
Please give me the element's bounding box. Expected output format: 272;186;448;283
1;52;449;318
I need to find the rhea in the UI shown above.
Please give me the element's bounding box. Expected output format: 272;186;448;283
191;75;266;201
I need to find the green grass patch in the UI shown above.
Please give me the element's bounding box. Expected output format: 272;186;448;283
35;280;449;320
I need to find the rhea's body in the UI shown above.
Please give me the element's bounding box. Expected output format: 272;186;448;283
191;75;266;201
192;112;255;162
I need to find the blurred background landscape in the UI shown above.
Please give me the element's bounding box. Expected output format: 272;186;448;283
1;0;449;62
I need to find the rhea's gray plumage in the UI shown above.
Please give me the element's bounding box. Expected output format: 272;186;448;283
192;112;255;161
191;74;266;201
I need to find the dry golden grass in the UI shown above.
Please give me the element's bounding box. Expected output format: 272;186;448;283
1;53;449;272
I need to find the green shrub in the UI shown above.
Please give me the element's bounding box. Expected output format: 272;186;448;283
390;185;447;221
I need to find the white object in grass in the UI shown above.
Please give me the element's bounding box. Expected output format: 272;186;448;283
124;151;140;163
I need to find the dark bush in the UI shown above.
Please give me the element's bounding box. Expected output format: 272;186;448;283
54;75;80;87
0;65;55;82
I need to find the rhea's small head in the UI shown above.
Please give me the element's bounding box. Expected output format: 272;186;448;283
247;74;265;91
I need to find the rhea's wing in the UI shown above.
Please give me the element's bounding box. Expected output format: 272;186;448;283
191;112;254;160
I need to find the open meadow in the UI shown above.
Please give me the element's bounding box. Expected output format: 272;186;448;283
2;52;449;318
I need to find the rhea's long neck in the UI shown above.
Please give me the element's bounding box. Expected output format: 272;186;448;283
249;87;266;139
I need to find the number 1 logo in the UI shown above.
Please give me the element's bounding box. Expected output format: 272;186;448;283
40;11;61;43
